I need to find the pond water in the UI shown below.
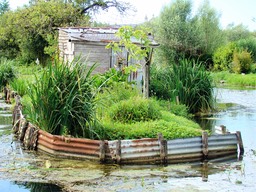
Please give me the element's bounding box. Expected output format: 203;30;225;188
0;88;256;192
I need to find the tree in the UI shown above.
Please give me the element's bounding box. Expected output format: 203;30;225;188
106;26;152;98
0;1;88;64
157;0;200;64
30;0;132;15
224;24;251;42
195;0;224;66
0;0;9;15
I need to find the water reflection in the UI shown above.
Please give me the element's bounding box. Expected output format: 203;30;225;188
0;180;62;192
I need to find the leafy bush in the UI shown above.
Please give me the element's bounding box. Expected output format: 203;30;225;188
157;100;190;118
150;64;172;99
26;59;99;138
0;58;17;89
231;50;253;74
109;96;161;123
235;37;256;62
213;42;236;71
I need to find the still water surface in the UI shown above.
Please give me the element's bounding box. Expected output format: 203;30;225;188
0;88;255;191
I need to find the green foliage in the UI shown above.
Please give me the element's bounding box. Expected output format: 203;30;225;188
106;26;151;62
100;111;201;140
235;37;256;62
0;0;9;15
26;59;99;138
213;42;237;71
93;67;136;88
150;63;172;99
195;0;224;66
231;50;253;74
224;24;251;42
212;71;256;87
10;78;29;97
158;0;199;63
109;96;161;123
0;1;88;64
96;82;141;120
157;100;190;118
0;58;17;89
151;59;214;114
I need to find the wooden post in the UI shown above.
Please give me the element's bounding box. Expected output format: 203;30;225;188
143;63;149;98
175;96;180;105
158;133;167;164
143;48;153;98
202;132;208;160
99;140;106;162
202;160;208;182
236;131;244;156
220;125;226;134
116;140;121;164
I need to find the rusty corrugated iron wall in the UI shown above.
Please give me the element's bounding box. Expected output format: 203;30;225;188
10;93;244;165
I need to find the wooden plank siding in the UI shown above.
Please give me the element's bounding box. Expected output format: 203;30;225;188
74;43;111;73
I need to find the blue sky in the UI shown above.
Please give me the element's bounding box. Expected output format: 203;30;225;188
9;0;256;31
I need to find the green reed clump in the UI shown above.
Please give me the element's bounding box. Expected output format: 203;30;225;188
171;59;214;114
10;78;30;97
26;59;98;138
150;59;215;114
0;58;17;89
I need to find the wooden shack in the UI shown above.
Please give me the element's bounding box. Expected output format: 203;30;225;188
58;27;159;96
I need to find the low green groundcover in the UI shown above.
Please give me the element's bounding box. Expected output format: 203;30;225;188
100;111;202;140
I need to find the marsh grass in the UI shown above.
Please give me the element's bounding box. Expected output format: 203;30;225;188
26;59;99;138
171;59;215;114
151;59;215;114
212;71;256;87
0;58;17;89
10;78;30;96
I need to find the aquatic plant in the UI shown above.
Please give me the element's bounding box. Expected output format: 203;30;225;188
150;59;215;114
26;59;99;138
0;58;17;89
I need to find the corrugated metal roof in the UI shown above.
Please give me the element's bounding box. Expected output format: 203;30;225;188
59;27;159;46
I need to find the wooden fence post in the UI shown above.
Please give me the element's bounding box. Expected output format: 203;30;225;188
116;140;121;164
202;132;208;160
158;133;167;164
236;131;244;156
99;140;106;162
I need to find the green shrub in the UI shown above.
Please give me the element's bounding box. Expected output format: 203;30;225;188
0;58;17;89
150;64;172;99
109;96;161;123
235;37;256;62
26;59;99;138
251;63;256;74
213;42;236;71
158;100;190;118
231;50;253;74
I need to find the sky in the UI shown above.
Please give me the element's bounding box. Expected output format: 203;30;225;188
8;0;256;31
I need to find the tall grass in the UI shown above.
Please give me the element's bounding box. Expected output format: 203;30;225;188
26;59;99;138
212;71;256;87
0;58;17;89
171;59;214;114
151;59;215;114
